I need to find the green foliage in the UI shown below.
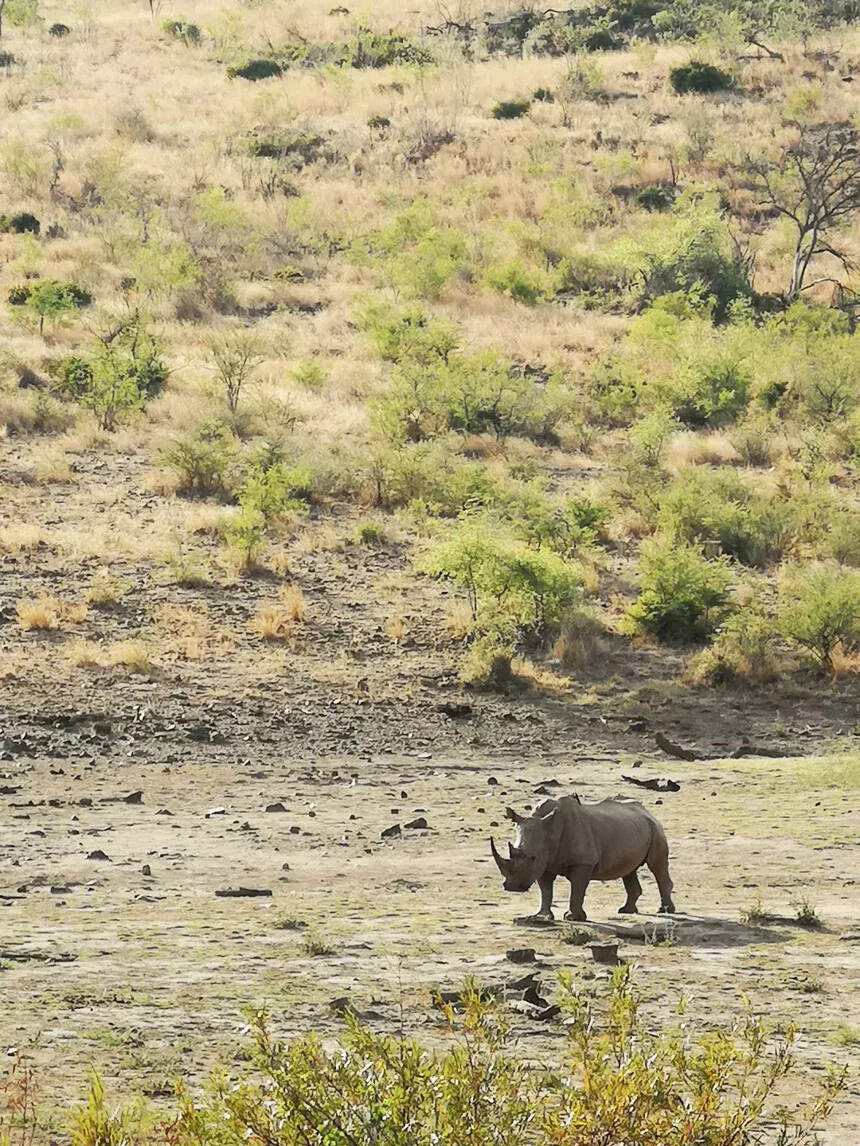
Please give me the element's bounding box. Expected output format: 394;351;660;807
227;59;282;81
160;968;844;1146
0;211;40;234
627;539;733;642
482;260;546;304
634;185;675;212
163;421;237;499
366;440;508;515
355;300;459;365
659;469;795;566
424;522;582;646
618;196;754;322
490;99;531;120
354;205;468;300
208;329;264;414
4;0;40;30
12;281;92;334
275;28;433;70
374;352;573;445
778;565;860;672
248;131;327;167
689;610;782;686
69;1072;148;1146
827;512;860;567
670;60;733;94
238;449;314;524
162;19;201;44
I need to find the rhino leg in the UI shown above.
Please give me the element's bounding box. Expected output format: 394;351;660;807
563;866;591;922
531;873;555;921
618;871;642;914
647;854;676;913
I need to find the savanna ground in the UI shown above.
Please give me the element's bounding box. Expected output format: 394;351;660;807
1;0;860;1139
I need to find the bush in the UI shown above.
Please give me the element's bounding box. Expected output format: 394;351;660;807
424;522;582;647
626;539;733;642
48;22;70;36
9;281;92;334
144;967;844;1146
659;469;794;567
688;611;782;686
162;19;201;44
670;60;733;95
482;261;545;304
779;566;860;672
7;284;32;305
356;301;459;365
227;59;282;81
634;185;674;212
248;132;327;167
0;211;40;234
162;421;237;499
827;512;860;567
490;99;531;120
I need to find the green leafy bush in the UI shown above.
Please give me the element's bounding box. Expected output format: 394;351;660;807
162;421;237;499
627;539;733;642
827;513;860;567
634;185;675;212
659;469;794;566
227;59;282;81
355;301;459;365
670;60;733;94
490;99;531;120
483;261;545;304
688;611;782;686
9;281;92;334
779;566;860;672
162;19;201;44
424;522;582;647
248;132;327;167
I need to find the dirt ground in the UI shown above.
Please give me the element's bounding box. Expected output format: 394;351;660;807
1;744;859;1142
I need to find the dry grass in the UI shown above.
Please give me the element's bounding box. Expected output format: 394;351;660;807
552;610;609;674
66;639;154;673
0;524;46;554
386;614;408;643
16;595;88;631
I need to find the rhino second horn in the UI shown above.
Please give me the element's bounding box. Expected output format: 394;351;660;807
490;837;509;874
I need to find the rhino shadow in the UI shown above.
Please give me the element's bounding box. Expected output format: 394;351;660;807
584;912;786;948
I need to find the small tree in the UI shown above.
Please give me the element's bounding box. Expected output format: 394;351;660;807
209;330;264;414
779;565;860;672
26;281;91;335
627;539;733;642
745;124;860;301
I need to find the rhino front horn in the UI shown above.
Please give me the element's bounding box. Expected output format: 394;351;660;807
490;837;509;875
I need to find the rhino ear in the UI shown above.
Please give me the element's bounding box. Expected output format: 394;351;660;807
505;806;524;825
540;807;558;822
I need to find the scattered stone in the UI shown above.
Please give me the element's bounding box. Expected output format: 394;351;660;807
281;862;290;871
265;802;287;813
79;798;92;807
50;886;72;895
124;791;144;804
87;850;110;861
839;931;860;941
214;887;273;898
0;786;20;795
506;947;536;964
205;807;227;818
590;941;621;965
141;864;151;877
487;776;499;785
522;984;550;1008
329;996;358;1017
404;817;428;830
437;701;472;718
381;823;402;839
156;808;174;816
289;825;301;835
506;972;540;992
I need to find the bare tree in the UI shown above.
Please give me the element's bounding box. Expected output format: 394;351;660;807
209;331;264;415
745;123;860;301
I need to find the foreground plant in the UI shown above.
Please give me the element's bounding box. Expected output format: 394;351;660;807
154;969;847;1146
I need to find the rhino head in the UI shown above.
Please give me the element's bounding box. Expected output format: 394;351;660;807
490;805;557;893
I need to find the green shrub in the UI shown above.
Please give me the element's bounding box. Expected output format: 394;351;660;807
162;19;201;44
627;539;733;642
227;59;282;81
374;352;572;445
356;301;459;365
355;520;386;545
7;284;32;305
163;421;237;499
157;967;843;1146
482;261;545;304
670;60;733;94
659;469;794;566
225;507;267;572
424;522;582;646
0;211;40;234
248;132;327;167
10;281;92;334
688;611;782;686
51;355;94;399
532;86;554;102
827;512;860;567
779;566;860;672
367;441;508;515
238;455;313;524
490;99;531;120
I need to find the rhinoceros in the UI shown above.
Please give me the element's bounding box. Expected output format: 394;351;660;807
490;794;675;921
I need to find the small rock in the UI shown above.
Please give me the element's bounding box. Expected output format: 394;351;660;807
404;817;428;830
87;850;110;861
214;887;273;898
381;823;401;839
141;864;151;877
487;776;499;786
329;996;358;1018
289;825;301;835
205;807;227;818
590;942;621;965
124;791;144;805
281;862;290;871
506;948;536;964
265;802;287;813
